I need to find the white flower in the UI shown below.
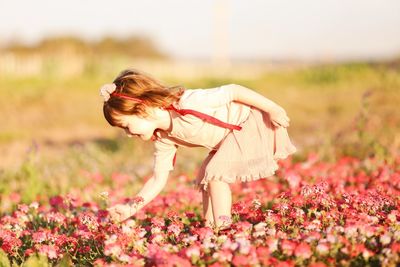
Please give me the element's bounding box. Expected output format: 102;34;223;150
104;243;122;257
202;237;216;249
217;234;228;244
252;199;261;209
253;222;267;237
104;234;118;245
99;191;109;200
316;242;329;255
29;202;39;210
380;233;391;245
235;237;251;254
122;224;135;235
186;246;200;258
151;226;162;234
118;253;131;263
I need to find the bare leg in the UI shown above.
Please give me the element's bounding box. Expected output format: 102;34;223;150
202;187;215;228
208;180;232;229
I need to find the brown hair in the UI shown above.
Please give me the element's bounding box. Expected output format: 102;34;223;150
103;68;185;128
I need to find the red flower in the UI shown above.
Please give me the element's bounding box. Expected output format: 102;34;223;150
49;195;68;210
390;242;400;253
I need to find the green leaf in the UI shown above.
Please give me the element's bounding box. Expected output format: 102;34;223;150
22;253;50;267
0;249;11;267
56;253;73;267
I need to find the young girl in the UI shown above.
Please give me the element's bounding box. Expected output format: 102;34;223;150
101;68;297;230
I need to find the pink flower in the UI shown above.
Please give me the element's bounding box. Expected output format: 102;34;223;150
185;245;200;258
169;254;192;267
77;212;99;231
32;230;49;243
104;243;122;257
147;243;170;265
149;233;167;244
151;217;166;228
280;239;297;256
235;221;253;233
232;254;250;266
265;238;278;252
0;229;22;256
24;248;35;257
167;223;182;237
301;185;313;198
192;227;214;240
37;244;59;259
286;170;302;189
111;172;131;186
44;211;67;226
213;249;233;262
17;204;29;213
350;243;365;257
294;243;312;258
91;172;104;183
73;229;94;240
9;192;21;203
316;242;330;255
256;246;272;265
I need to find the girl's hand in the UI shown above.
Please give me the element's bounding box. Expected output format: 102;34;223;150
107;203;137;224
268;105;290;128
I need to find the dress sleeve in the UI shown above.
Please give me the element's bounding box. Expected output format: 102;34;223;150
153;138;178;173
188;84;235;108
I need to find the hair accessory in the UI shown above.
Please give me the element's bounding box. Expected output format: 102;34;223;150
100;83;145;104
99;83;117;102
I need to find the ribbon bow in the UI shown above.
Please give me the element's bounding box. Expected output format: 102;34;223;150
99;83;117;102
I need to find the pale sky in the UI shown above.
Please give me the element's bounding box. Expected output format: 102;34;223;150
0;0;399;61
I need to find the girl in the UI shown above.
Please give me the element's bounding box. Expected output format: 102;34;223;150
101;68;296;230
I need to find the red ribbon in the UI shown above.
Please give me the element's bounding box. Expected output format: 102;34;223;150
165;105;242;131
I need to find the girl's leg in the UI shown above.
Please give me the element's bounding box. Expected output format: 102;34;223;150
202;187;215;228
208;180;232;229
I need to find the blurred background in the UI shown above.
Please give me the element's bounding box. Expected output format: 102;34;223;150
0;0;399;210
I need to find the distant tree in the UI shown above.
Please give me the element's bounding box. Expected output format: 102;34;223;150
1;34;169;59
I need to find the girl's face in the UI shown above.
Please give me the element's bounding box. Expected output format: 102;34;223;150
117;114;158;141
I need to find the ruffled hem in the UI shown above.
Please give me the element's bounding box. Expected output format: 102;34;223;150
196;142;297;192
273;142;297;161
197;165;278;192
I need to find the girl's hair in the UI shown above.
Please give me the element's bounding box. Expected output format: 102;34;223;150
103;68;185;128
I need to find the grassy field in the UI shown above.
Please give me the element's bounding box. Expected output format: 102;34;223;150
0;59;399;212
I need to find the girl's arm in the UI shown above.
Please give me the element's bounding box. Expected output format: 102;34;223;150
230;84;281;113
230;84;291;128
132;170;170;212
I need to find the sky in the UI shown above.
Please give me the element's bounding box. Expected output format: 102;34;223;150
0;0;399;62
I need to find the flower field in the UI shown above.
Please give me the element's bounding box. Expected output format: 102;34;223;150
1;152;400;266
